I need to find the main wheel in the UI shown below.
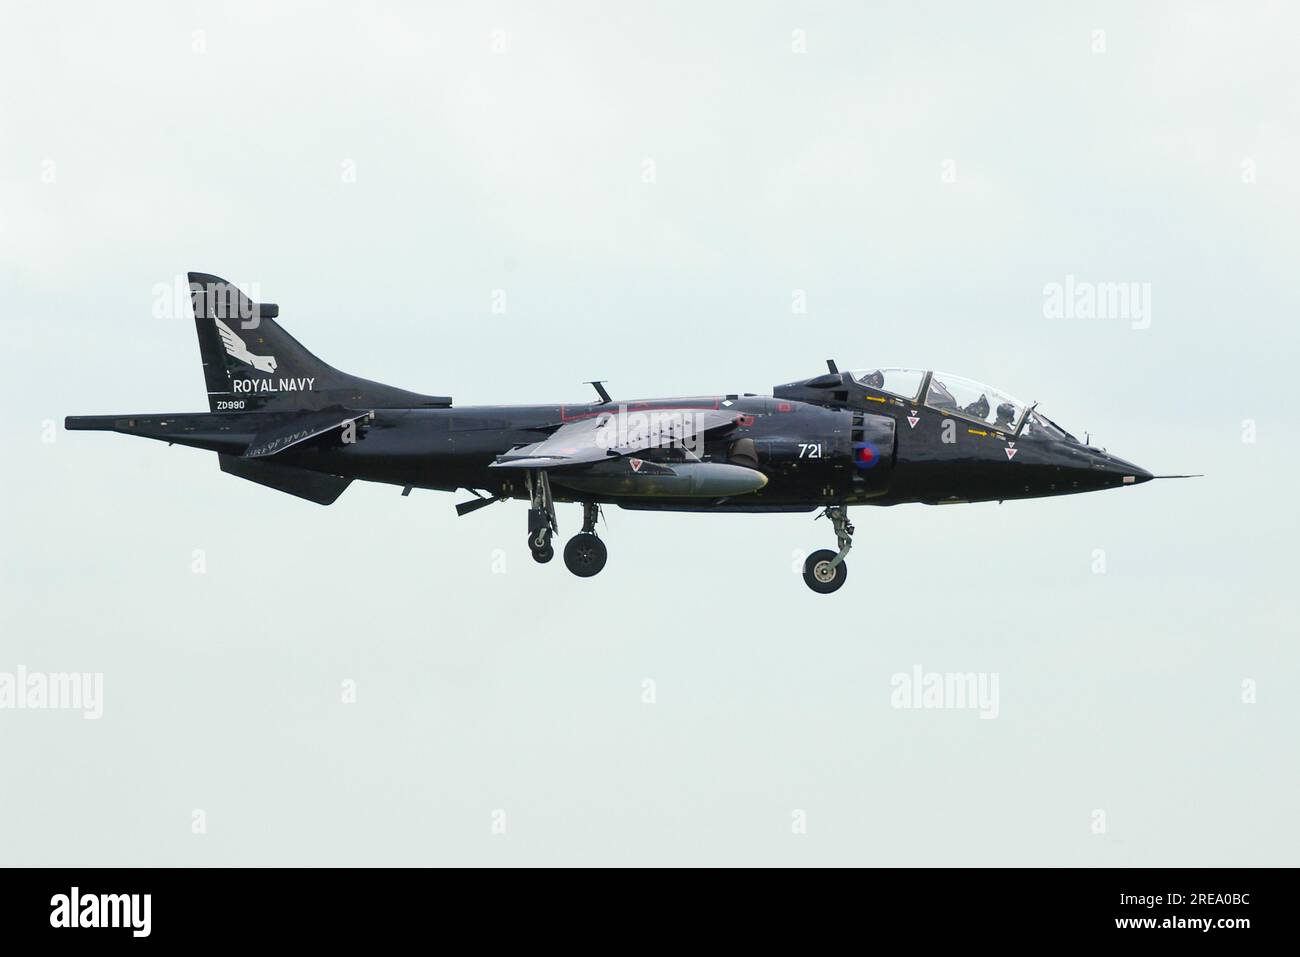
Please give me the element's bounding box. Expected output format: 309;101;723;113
529;529;554;564
563;533;607;577
803;549;847;594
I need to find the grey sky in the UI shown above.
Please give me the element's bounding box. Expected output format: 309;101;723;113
1;1;1296;865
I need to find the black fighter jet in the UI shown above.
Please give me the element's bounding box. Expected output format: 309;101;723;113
67;273;1174;594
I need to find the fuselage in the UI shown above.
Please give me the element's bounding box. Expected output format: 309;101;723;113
106;378;1151;511
64;272;1165;593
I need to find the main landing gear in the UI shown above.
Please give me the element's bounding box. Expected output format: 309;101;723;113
803;505;853;594
525;473;608;578
563;502;607;578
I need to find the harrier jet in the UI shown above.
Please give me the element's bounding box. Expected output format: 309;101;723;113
66;273;1178;593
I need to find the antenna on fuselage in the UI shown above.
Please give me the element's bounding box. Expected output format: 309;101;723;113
585;380;612;404
826;360;839;374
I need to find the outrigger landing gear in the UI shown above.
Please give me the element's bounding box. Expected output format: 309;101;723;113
529;526;554;563
526;470;558;564
803;505;853;594
564;502;607;578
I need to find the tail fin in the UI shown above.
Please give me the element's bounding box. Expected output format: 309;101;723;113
189;272;451;413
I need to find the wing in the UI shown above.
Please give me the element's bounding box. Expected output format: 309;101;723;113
491;407;743;469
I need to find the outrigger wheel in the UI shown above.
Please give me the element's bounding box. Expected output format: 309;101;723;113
563;502;608;578
526;468;558;564
528;527;554;564
804;505;854;594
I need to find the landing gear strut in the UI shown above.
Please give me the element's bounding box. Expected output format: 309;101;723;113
526;470;557;564
564;502;607;577
803;505;853;594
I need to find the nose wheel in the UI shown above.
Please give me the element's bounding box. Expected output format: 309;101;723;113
803;549;847;593
804;506;853;594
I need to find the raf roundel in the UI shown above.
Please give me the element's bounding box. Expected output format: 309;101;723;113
853;442;879;469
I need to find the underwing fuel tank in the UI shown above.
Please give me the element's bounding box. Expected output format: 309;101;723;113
550;458;768;498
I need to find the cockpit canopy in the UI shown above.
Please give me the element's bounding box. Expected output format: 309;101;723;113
849;368;1076;440
920;371;1027;432
850;367;927;402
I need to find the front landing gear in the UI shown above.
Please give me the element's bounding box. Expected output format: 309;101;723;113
563;502;608;578
803;549;847;593
804;506;853;594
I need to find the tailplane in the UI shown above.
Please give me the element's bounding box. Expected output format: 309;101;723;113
189;272;451;412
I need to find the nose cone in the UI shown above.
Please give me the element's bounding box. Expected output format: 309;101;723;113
1097;453;1153;486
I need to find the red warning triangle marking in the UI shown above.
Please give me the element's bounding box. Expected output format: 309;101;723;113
907;416;919;428
1005;447;1018;460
